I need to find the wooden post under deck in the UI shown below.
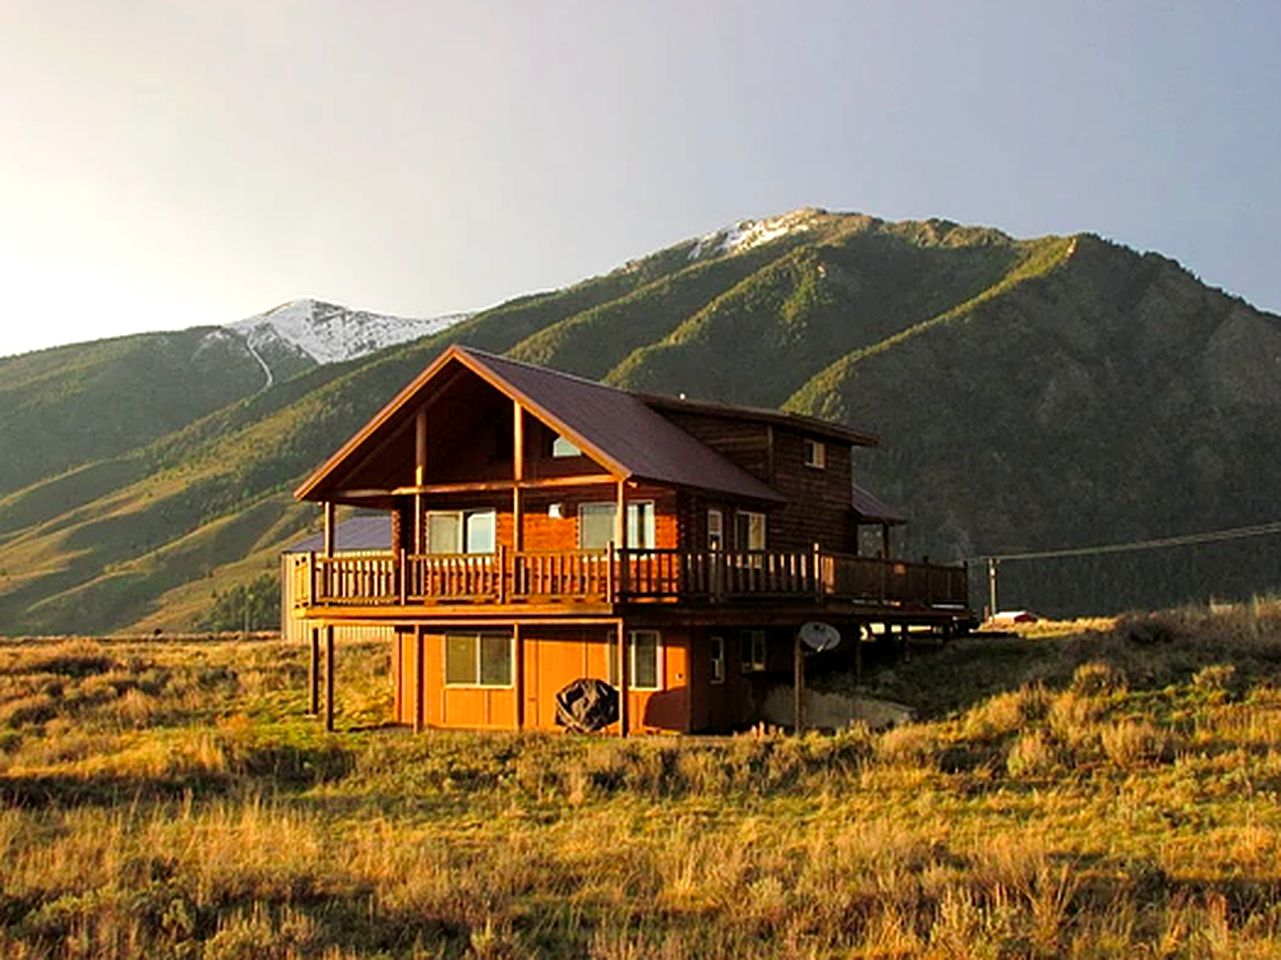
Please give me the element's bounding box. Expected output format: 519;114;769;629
617;619;628;737
324;625;335;732
413;625;425;733
308;627;320;715
794;629;805;734
514;622;524;730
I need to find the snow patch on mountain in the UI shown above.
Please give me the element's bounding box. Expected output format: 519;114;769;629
688;208;820;260
227;299;473;366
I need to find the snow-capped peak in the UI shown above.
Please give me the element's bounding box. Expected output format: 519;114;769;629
688;208;821;261
227;298;473;366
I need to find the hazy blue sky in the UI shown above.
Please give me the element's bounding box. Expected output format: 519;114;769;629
1;1;1278;357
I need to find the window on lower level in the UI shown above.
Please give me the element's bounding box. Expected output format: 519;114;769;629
709;635;725;684
741;629;767;673
630;630;662;690
444;633;512;686
605;630;662;690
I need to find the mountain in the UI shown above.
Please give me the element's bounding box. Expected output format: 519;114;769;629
228;298;474;370
0;301;472;501
0;208;1278;633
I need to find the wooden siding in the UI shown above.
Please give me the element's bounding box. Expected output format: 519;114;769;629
393;625;689;734
766;431;860;553
659;411;772;481
652;409;863;554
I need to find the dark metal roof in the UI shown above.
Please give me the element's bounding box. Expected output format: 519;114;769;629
851;482;907;525
640;393;880;447
284;514;392;554
461;348;785;503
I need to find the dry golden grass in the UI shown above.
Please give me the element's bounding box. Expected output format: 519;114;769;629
1;602;1281;956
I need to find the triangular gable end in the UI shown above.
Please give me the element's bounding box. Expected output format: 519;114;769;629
293;345;628;503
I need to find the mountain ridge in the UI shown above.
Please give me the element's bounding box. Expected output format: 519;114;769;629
0;209;1278;633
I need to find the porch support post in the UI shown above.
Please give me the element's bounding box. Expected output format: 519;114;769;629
854;622;863;684
882;523;891;559
986;557;999;619
512;402;524;552
615;479;628;597
324;625;335;732
413;625;425;733
322;501;335;557
308;627;320;715
414;410;427;554
794;630;806;734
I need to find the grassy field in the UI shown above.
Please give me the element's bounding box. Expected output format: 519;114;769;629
2;603;1281;958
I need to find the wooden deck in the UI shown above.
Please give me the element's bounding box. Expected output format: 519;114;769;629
291;547;969;616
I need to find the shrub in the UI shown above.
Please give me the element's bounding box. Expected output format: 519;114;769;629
1006;729;1059;778
1100;720;1166;767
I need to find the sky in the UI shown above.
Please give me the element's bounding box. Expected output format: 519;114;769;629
1;0;1278;358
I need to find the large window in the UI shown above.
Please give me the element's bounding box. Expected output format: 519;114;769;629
426;509;496;554
707;509;724;550
578;501;656;549
606;630;663;690
444;633;512;686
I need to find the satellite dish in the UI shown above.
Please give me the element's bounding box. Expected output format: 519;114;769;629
798;621;841;653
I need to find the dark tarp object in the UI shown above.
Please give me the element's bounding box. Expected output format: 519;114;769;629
555;678;620;732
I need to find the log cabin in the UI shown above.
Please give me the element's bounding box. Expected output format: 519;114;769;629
289;344;972;734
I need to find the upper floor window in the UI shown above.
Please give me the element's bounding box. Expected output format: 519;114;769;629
579;501;656;549
552;435;582;458
707;508;724;550
426;509;495;554
804;439;826;469
735;510;766;551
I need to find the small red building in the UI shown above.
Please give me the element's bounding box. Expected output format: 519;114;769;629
290;345;970;734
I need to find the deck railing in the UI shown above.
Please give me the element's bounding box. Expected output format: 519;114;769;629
293;547;968;611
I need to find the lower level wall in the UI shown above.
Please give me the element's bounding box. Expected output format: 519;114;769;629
392;625;690;734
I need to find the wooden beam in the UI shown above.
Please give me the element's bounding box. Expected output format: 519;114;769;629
414;409;427;486
514;621;524;730
324;625;335;732
513;402;524;552
322;502;335;557
413;625;425;733
617;619;628;737
308;627;320;715
391;474;617;496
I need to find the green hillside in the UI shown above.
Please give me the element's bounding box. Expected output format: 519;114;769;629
1;210;1279;633
0;327;306;498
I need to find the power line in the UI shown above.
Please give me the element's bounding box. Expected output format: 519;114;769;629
972;519;1281;564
